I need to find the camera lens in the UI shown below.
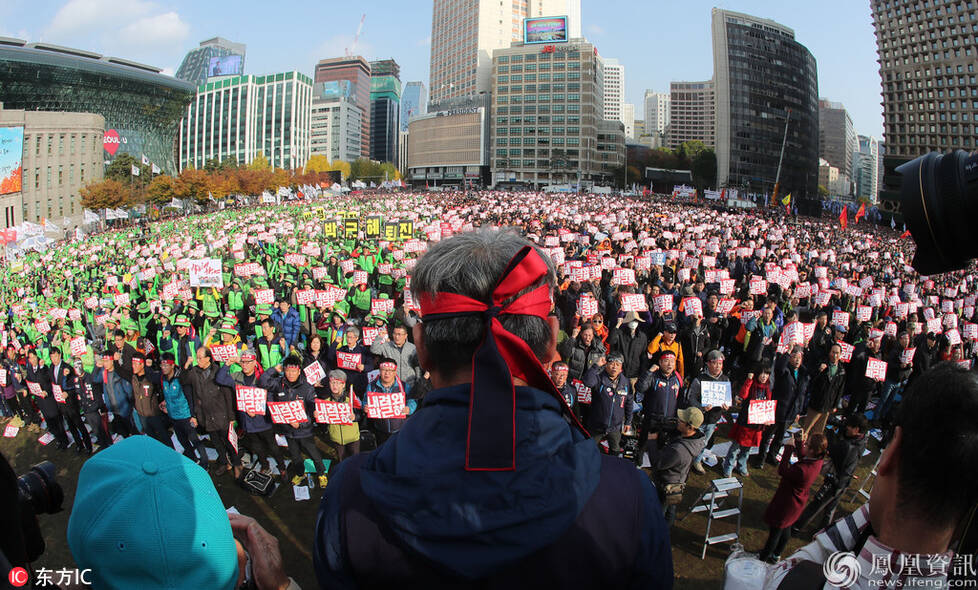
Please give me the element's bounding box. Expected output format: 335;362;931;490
897;149;978;275
17;461;64;516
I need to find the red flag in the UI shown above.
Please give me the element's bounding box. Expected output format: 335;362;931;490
839;207;848;230
900;229;911;239
855;203;866;223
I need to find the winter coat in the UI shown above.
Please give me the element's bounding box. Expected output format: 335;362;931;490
259;368;316;439
91;368;133;418
131;370;163;418
582;365;634;435
636;369;683;424
271;307;302;347
827;431;868;488
182;363;235;432
607;326;649;379
646;335;685;380
763;446;823;529
654;430;707;486
683;371;731;425
369;338;422;389
771;354;810;423
807;362;847;413
558;336;606;381
728;377;773;448
313;384;673;587
215;366;274;433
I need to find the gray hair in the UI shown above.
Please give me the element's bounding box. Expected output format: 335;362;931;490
411;228;557;375
345;326;361;339
328;369;347;381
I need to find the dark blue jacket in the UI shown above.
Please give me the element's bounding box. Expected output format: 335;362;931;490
215;365;272;433
582;366;634;434
313;384;672;588
636;369;683;422
771;353;810;422
271;307;302;347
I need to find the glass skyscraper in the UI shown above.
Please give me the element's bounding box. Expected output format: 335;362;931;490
400;81;427;132
712;8;819;201
370;59;401;165
0;39;195;174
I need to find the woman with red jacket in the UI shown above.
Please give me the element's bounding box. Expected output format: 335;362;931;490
758;432;828;562
722;365;773;478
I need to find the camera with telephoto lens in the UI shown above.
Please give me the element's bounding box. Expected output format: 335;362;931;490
16;461;64;562
896;150;978;275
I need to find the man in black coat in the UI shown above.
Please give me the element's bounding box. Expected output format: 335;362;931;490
844;335;882;419
758;346;810;466
25;349;68;449
801;342;846;437
48;349;93;455
607;312;649;386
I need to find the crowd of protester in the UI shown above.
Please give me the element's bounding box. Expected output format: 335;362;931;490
1;190;976;589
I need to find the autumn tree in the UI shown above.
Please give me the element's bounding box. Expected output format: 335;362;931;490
145;175;178;205
175;168;211;204
80;179;128;209
305;154;331;174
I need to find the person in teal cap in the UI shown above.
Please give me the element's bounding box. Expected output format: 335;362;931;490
67;436;300;590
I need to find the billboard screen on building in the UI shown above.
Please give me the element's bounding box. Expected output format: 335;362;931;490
524;16;568;44
208;55;242;77
0;126;24;195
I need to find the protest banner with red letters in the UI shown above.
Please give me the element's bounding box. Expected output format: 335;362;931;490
314;398;354;424
70;336;87;357
295;289;315;305
578;294;598;317
253;289;274;305
838;341;855;363
621;293;649;312
652;294;673;313
747;399;777;425
366;392;407;419
303;361;326;385
337;352;362;371
209;344;237;363
900;347;917;365
235;386;267;415
371;298;395;315
866;358;888;381
267;400;308;424
573;380;591;404
682;297;703;317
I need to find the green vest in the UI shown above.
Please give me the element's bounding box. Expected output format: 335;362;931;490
259;342;283;370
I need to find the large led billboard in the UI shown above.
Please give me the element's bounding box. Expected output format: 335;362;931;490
208;55;243;77
0;126;23;195
524;16;568;44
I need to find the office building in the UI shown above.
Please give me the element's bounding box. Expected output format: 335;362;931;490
491;38;617;188
871;0;978;156
853;134;880;202
400;81;428;132
602;58;625;124
818;98;856;193
311;84;363;163
369;59;401;165
644;90;670;136
179;71;313;171
315;56;371;158
622;103;635;138
0;38;194;173
597;120;625;179
0;106;104;228
407;95;490;188
712;9;819;198
398;129;410;176
175;37;246;86
429;0;582;102
667;80;715;149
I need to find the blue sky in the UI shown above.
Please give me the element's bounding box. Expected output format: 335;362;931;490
2;0;883;138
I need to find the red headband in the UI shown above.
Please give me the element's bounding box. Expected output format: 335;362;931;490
418;246;587;471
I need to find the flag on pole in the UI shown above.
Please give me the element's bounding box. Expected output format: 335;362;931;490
900;229;911;239
839;207;848;230
141;154;150;166
855;202;866;223
890;216;896;230
151;163;161;175
131;164;140;177
781;193;791;206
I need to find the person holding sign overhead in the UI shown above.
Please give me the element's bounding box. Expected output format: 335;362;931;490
758;346;810;468
363;358;414;445
723;365;773;478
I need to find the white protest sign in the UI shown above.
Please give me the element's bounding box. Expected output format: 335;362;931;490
188;258;224;288
701;381;732;408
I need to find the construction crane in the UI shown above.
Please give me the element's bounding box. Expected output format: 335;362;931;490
345;14;366;57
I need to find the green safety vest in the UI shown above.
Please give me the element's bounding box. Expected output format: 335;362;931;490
259;342;283;370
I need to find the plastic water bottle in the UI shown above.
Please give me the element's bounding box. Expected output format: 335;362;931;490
723;543;768;590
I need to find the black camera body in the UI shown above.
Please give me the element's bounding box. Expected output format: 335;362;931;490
898;150;978;275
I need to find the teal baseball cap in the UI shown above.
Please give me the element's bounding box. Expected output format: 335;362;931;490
67;437;238;590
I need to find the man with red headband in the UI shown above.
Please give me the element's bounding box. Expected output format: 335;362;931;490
362;357;415;445
314;229;672;587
